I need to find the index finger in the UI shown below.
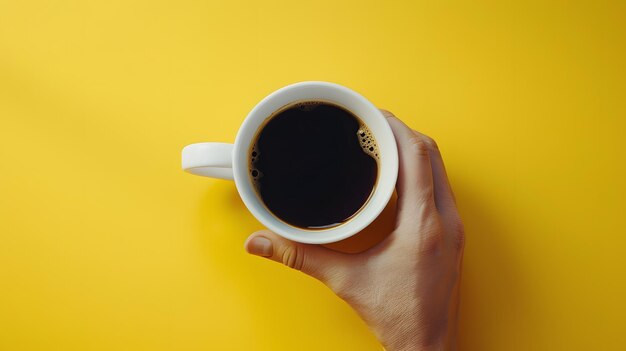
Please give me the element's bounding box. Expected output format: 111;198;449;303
412;130;458;217
382;110;436;229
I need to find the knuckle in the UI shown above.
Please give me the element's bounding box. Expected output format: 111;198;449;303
408;136;430;157
453;220;465;251
413;131;439;150
417;200;438;223
420;187;436;204
395;199;435;229
456;231;465;251
417;215;445;254
422;134;439;150
280;245;304;271
419;230;444;255
397;210;444;254
396;201;434;232
379;109;395;118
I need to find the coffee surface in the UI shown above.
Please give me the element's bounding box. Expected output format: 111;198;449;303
250;101;378;229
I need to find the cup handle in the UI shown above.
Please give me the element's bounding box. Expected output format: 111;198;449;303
181;142;234;180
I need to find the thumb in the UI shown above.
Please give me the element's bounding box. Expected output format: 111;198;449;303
244;230;346;284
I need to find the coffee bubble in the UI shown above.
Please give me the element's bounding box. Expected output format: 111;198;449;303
250;145;262;187
356;124;379;161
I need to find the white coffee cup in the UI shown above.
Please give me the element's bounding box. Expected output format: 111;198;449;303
182;81;398;244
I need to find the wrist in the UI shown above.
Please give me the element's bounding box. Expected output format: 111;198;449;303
376;318;456;351
383;335;455;351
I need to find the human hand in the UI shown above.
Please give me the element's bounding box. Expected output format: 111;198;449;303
244;110;465;351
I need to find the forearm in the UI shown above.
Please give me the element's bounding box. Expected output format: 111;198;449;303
377;323;455;351
360;299;457;351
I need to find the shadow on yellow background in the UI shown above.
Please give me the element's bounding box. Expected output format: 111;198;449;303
1;1;625;350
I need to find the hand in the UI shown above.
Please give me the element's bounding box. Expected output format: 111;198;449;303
244;110;465;351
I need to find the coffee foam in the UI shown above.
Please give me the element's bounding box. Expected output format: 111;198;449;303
250;144;262;185
295;101;322;111
357;124;380;161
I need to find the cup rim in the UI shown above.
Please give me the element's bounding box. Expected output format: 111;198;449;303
232;81;398;244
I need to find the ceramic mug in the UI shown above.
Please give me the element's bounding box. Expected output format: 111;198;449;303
181;81;398;244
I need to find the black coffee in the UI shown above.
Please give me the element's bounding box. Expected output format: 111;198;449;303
249;101;379;229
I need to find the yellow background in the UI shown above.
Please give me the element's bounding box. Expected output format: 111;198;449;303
1;1;625;350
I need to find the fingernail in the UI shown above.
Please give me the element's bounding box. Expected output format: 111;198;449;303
247;237;273;257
